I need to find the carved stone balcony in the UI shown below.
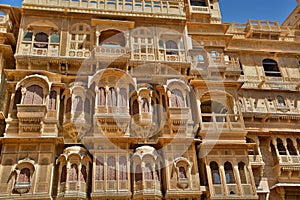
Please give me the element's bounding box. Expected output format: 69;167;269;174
17;104;47;134
133;112;152;126
248;155;265;167
57;182;87;199
95;46;129;63
134;180;162;199
200;113;245;131
63;112;92;142
13;182;31;194
19;43;59;57
273;155;300;182
168;107;192;136
94;110;131;135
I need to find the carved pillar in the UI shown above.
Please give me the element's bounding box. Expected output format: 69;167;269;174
206;164;215;196
292;138;300;156
233;165;242;196
167;90;172;108
138;96;142;115
141;162;145;190
66;162;71;191
271;138;280;156
96;31;100;46
21;87;26;104
247;165;256;194
283;138;289;154
105;86;109;110
95;87;99;113
219;165;228;196
78;162;82;191
116;87;120;112
124;32;130;48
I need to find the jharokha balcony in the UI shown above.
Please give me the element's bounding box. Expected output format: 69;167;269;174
17;104;47;134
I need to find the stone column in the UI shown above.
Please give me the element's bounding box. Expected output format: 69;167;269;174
206;164;215;196
247;165;256;195
219;165;228;196
21;87;26;104
234;165;242;196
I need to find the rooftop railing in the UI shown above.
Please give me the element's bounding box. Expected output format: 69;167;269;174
23;0;185;17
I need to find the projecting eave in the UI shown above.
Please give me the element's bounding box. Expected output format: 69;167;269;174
187;22;230;34
4;69;64;85
190;79;244;90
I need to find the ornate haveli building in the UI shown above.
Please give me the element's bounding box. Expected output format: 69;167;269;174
0;0;300;199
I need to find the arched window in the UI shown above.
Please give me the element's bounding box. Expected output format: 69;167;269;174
66;97;72;113
179;166;187;179
13;89;22;110
171;89;184;107
118;88;127;107
69;164;78;181
80;165;87;183
34;32;48;48
132;99;139;115
287;138;298;155
210;161;220;184
144;163;153;180
96;156;104;181
73;96;83;112
17;168;30;183
98;87;106;106
48;91;57;110
166;40;178;55
84;98;90;114
277;138;287;155
238;162;247;184
141;98;149;113
107;156;116;180
262;59;281;77
162;95;166;112
107;87;117;107
23;85;43;105
224;162;235;184
154;164;160;181
60;165;67;183
135;164;142;182
276;95;286;107
119;156;127;180
23;31;33;42
99;29;125;47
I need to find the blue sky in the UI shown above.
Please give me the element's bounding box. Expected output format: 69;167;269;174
0;0;297;24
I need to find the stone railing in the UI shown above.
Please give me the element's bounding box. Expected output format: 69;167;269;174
200;113;244;130
23;0;185;18
278;155;300;165
248;155;264;165
189;5;210;14
95;46;129;61
19;43;60;57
